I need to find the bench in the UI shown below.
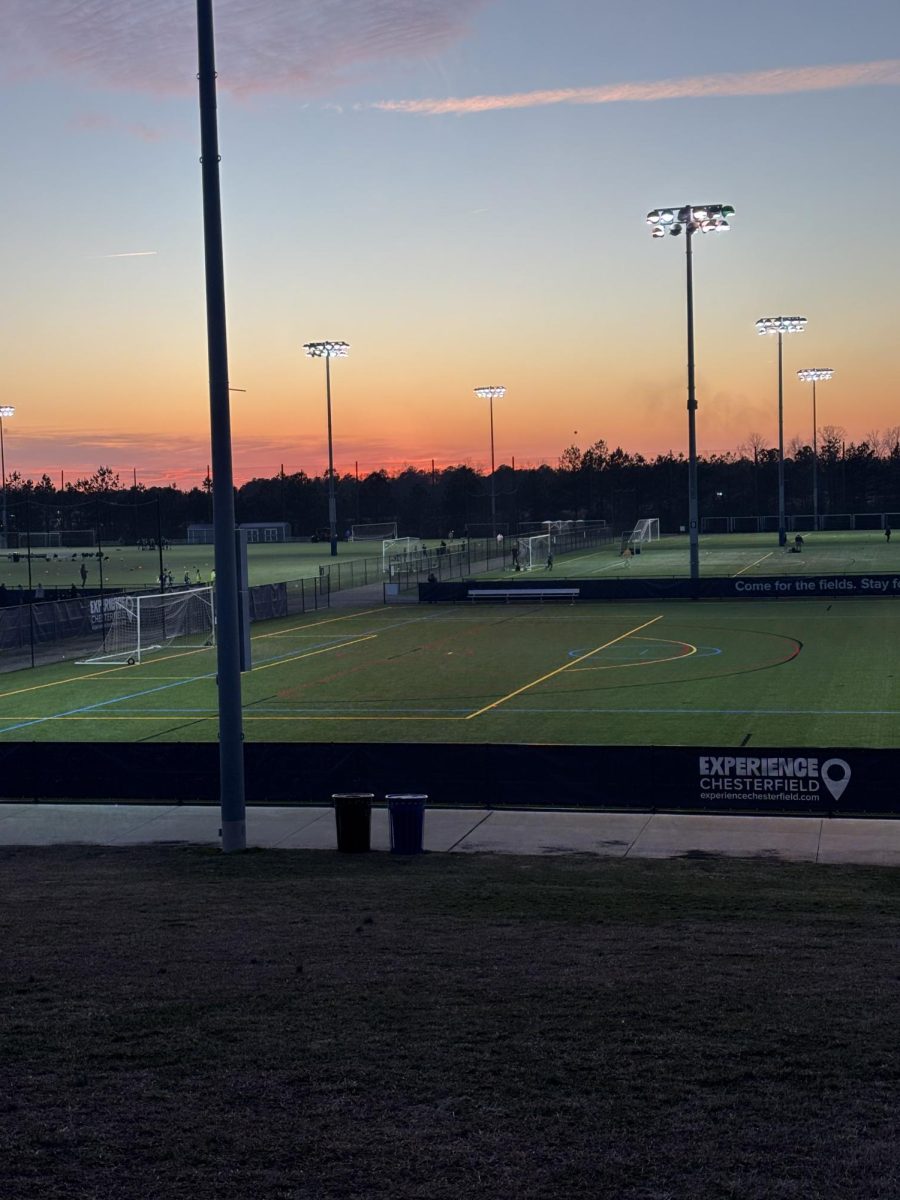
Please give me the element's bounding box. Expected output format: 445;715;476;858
467;587;580;604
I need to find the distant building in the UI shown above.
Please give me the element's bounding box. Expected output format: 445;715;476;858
187;522;290;545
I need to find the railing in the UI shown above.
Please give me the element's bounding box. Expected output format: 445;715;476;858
701;514;900;534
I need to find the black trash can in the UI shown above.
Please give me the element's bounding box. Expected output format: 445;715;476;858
386;794;427;855
333;793;374;853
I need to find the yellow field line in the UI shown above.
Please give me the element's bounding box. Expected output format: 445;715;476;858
0;713;456;722
249;634;377;673
732;552;773;577
0;715;218;722
241;714;456;721
573;643;697;672
251;607;385;641
464;614;664;720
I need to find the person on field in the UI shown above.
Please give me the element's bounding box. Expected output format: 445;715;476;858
886;526;892;543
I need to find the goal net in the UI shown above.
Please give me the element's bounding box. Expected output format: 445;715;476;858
516;533;551;571
6;531;62;549
78;587;215;665
350;522;397;542
621;518;660;552
383;537;424;574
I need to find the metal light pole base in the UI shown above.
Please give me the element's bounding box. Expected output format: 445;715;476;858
220;819;247;853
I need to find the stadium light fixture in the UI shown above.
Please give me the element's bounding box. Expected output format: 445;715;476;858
0;405;15;548
756;317;807;545
474;386;507;540
797;368;834;531
304;341;350;557
646;204;735;582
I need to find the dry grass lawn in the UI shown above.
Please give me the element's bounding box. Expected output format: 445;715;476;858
2;845;899;1199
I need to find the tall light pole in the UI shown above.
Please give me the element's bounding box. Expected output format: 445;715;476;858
646;204;734;582
197;0;245;853
797;368;833;531
474;386;506;538
304;341;349;557
0;405;13;548
756;317;806;546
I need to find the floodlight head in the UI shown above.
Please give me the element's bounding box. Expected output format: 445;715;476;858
647;203;734;237
669;224;683;236
0;406;14;418
756;316;807;335
797;368;834;382
303;341;350;358
651;225;665;238
474;386;507;400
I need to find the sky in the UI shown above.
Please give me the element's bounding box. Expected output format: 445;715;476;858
1;0;898;489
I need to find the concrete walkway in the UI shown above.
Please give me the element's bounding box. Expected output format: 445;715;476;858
1;803;899;864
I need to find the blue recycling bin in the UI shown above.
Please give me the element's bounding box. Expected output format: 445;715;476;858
386;794;427;855
333;793;374;853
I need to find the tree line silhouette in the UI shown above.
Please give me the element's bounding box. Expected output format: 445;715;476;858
2;428;900;543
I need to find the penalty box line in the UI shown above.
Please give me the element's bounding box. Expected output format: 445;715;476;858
464;614;664;720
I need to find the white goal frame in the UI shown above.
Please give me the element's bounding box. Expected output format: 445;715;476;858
350;521;398;542
622;518;660;551
516;533;551;571
78;587;215;665
382;537;424;573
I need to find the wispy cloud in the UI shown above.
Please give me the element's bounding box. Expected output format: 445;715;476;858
3;0;487;97
372;58;900;115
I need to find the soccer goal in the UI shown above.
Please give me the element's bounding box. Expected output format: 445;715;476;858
350;522;397;542
621;518;660;552
382;537;424;573
6;531;63;549
78;587;215;665
516;533;551;571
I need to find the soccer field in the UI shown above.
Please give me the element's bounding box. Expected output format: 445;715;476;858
478;530;900;580
0;540;383;592
1;597;897;747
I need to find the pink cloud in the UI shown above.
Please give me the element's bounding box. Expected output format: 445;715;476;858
2;0;488;97
373;58;900;115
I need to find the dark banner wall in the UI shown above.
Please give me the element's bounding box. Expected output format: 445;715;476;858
422;574;900;603
0;742;894;817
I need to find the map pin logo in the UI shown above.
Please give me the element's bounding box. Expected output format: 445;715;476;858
821;759;851;803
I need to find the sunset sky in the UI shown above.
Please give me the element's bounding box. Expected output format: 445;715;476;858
1;0;898;488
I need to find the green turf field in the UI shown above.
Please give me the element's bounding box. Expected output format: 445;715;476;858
478;530;900;580
1;597;897;747
4;531;895;593
0;540;384;591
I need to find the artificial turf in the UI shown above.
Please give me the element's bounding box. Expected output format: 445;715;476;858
476;530;900;580
1;598;897;747
0;540;383;592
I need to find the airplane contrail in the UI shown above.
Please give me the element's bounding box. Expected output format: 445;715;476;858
371;58;900;115
89;250;158;259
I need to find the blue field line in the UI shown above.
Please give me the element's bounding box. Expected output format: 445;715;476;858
484;705;900;717
0;670;219;736
0;615;469;734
